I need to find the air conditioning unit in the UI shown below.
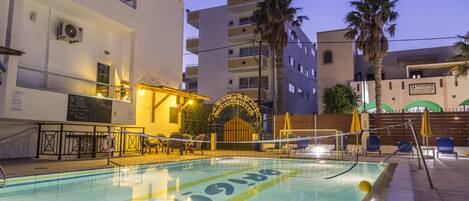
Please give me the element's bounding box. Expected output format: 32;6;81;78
57;21;83;44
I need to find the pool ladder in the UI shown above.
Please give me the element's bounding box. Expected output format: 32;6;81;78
0;166;5;187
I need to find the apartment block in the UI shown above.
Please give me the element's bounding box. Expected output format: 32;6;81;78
185;0;318;115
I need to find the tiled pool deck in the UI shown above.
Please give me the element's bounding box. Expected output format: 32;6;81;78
0;151;467;201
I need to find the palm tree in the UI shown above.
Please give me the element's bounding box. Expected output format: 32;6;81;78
448;32;469;76
344;0;398;113
253;0;308;114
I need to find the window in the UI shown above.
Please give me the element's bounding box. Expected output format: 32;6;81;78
169;107;178;124
228;49;234;55
389;82;392;90
313;88;316;95
239;46;268;57
410;71;423;79
298;88;304;97
305;48;308;55
239;77;268;89
297;63;303;73
228;21;234;26
306;71;309;77
323;50;333;64
312;69;316;78
188;82;198;89
96;63;110;97
289;56;295;66
120;0;136;9
289;83;295;93
297;39;302;48
228;79;233;84
239;16;254;25
439;79;443;88
239;78;249;89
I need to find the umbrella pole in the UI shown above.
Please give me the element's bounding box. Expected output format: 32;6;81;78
409;119;434;189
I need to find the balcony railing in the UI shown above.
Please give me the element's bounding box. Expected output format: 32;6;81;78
186;37;199;54
228;55;269;72
187;11;199;29
228;88;267;100
228;0;259;12
16;65;131;101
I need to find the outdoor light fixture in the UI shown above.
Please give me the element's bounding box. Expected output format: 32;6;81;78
138;89;145;96
188;100;194;105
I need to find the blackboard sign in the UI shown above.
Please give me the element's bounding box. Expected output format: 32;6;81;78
67;95;112;123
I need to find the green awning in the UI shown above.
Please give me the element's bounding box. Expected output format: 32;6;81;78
359;101;394;113
404;100;443;112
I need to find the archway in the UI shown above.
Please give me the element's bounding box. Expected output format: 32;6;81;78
457;99;469;112
210;94;262;148
358;101;394;113
404;100;443;112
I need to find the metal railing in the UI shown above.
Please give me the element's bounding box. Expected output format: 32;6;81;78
16;65;131;101
36;123;145;160
0;166;5;187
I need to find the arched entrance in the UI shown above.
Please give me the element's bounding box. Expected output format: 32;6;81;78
210;94;262;149
457;99;469;112
404;100;443;112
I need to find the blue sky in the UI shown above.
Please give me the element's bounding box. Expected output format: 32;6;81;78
183;0;469;69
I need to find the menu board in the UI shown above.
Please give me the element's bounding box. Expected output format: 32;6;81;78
67;95;112;123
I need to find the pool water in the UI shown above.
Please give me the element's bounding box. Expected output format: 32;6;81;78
0;157;386;201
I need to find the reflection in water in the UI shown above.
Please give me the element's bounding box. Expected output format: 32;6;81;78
0;158;385;201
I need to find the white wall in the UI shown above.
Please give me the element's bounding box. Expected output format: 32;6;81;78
351;76;469;111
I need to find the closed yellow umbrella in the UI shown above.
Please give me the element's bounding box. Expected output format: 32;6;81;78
283;112;292;150
350;109;362;133
350;108;362;157
421;109;433;153
420;109;433;137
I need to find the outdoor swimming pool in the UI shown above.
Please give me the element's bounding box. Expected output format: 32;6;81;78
0;157;386;201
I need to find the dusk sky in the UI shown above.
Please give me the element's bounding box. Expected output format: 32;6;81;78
183;0;469;69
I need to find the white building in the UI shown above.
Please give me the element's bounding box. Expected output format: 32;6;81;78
184;0;318;115
0;0;185;158
316;29;468;114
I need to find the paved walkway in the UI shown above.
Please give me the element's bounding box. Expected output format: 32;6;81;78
410;157;469;201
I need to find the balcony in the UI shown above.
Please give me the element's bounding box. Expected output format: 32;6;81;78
228;55;269;72
186;37;199;54
184;65;198;78
228;25;258;42
229;88;267;101
16;65;131;102
228;0;259;12
187;11;199;29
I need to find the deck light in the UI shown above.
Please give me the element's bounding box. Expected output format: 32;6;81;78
139;89;145;96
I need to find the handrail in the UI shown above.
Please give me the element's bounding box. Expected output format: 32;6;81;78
0;166;5;187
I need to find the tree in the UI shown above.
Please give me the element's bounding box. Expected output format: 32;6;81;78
344;0;398;113
448;32;469;77
253;0;308;114
323;84;358;114
182;103;211;137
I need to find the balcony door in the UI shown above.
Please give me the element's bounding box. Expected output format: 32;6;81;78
96;63;110;97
